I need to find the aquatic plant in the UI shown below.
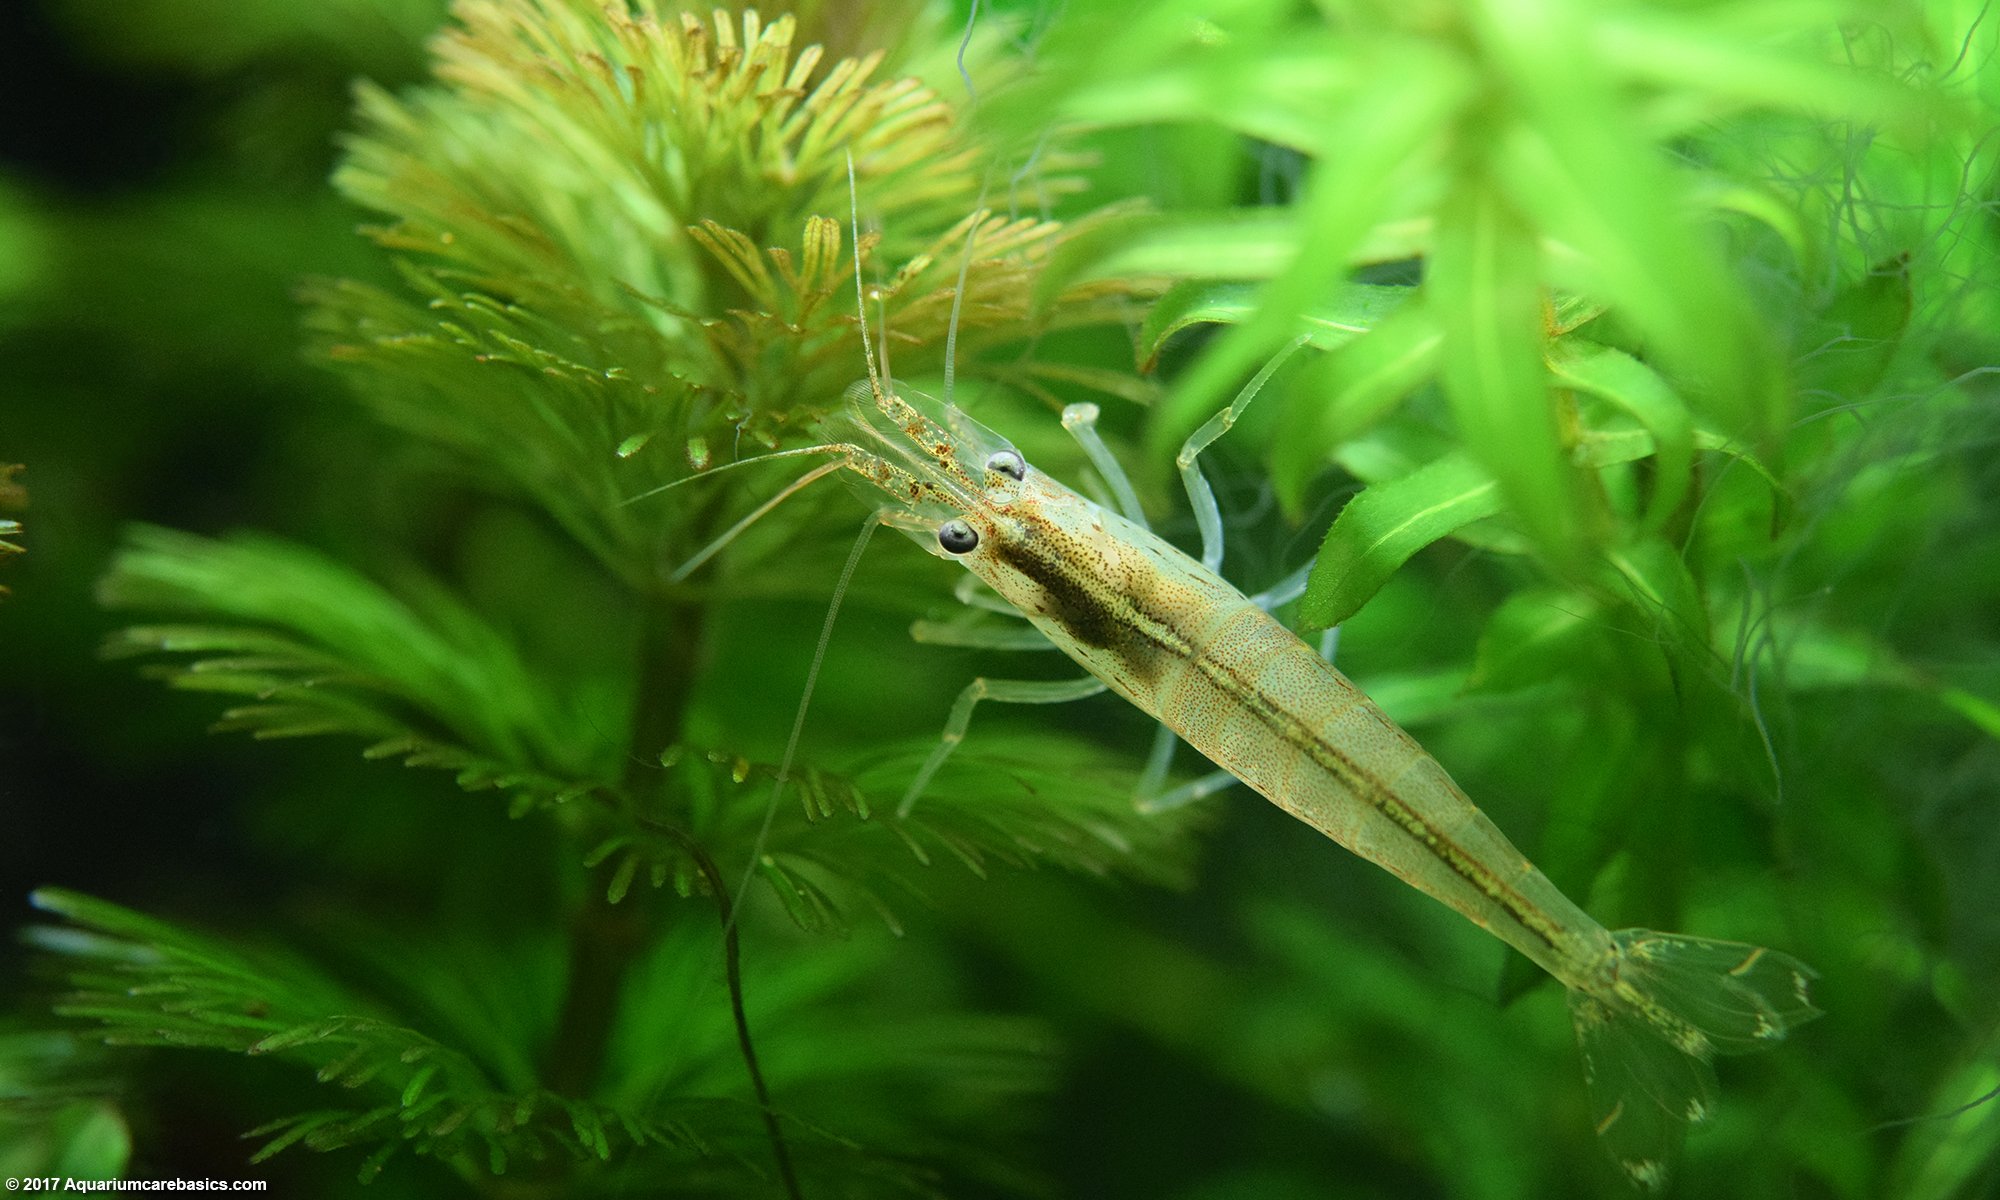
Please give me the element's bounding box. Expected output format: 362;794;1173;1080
5;1;1997;1196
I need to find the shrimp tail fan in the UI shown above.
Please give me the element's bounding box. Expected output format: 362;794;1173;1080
1567;930;1820;1191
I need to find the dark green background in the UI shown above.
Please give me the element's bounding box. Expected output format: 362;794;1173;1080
3;2;1997;1197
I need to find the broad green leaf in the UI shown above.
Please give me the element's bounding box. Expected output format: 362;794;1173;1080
1430;176;1587;565
1571;427;1658;470
1775;617;2000;743
1150;47;1468;459
1690;178;1812;266
1691;426;1787;504
991;359;1163;407
1136;279;1410;369
1552;342;1694;531
1596;10;1941;131
1549;291;1606;337
1328;422;1448;486
1299;453;1504;631
1048;34;1359;152
1466;586;1608;696
1477;0;1787;446
1034;208;1431;317
52;1102;130;1181
1272;299;1443;510
1939;688;2000;742
1036;210;1302;309
994;0;1358;152
1602;539;1711;691
0;1033;131;1182
1796;255;1914;401
1356;666;1475;730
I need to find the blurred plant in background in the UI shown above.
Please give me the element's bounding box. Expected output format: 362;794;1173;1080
3;0;1998;1197
0;466;22;599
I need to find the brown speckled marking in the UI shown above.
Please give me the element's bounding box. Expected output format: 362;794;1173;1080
975;489;1568;956
1185;634;1568;953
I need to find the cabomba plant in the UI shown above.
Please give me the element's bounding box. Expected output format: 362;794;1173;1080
12;0;2000;1196
28;3;1186;1195
23;4;1184;1192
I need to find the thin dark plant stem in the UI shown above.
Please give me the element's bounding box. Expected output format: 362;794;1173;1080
638;815;804;1200
1866;1080;2000;1135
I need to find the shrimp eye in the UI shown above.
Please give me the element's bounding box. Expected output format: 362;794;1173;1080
985;449;1027;481
936;519;979;555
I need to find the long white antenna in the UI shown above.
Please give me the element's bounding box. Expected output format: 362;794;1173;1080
723;516;881;932
846;150;885;402
955;0;982;105
943;205;983;409
722;149;893;930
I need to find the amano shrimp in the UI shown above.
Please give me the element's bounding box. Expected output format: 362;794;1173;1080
733;178;1822;1187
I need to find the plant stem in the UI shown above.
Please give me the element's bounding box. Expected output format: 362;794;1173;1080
627;592;705;773
541;889;651;1096
640;816;803;1200
542;592;702;1095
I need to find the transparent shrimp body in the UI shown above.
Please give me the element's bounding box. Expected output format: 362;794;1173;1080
787;149;1816;1188
859;390;1610;982
827;377;1816;1188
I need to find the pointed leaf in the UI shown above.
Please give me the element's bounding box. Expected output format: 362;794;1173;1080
1151;48;1468;458
1430;177;1587;564
1137;279;1411;369
1796;255;1913;401
1299;453;1504;631
1273;298;1443;509
1887;1037;2000;1200
1466;586;1609;696
1602;539;1710;691
1553;342;1694;531
1035;209;1306;309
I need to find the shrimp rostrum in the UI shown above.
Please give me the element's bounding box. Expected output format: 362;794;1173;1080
791;347;1820;1188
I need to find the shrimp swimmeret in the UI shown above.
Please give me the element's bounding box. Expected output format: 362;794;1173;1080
778;312;1821;1185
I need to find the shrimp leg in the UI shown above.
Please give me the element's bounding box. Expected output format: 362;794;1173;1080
1060;402;1149;527
1059;405;1217;812
1113;341;1322;813
1133;722;1238;813
898;675;1108;816
1176;336;1309;570
911;609;1057;651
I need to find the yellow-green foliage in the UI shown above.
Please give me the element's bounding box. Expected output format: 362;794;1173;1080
6;0;1998;1197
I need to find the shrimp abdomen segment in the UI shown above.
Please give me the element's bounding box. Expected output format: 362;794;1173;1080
1149;597;1609;981
975;490;1610;982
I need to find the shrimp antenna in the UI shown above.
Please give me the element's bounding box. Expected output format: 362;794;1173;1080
670;459;848;582
619;443;849;508
722;150;896;930
1866;1080;2000;1134
847;150;885;404
955;0;981;105
724;514;883;930
942;182;991;412
632;813;802;1200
